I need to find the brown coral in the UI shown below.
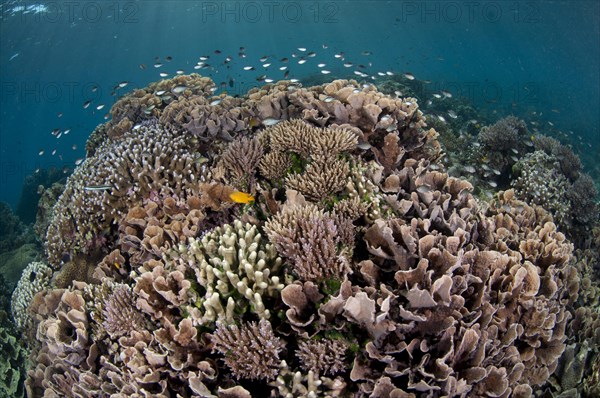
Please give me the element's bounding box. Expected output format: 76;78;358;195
210;319;284;381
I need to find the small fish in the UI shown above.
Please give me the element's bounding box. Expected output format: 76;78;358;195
229;191;255;204
464;166;476;173
262;63;271;68
194;156;209;165
447;110;457;119
437;115;447;123
298;59;307;64
210;99;222;106
298;47;307;52
262;118;281;126
118;81;128;88
154;63;163;68
243;66;255;71
75;158;83;165
511;148;519;154
279;66;287;71
249;117;261;128
160;72;169;77
488;181;498;188
265;78;274;83
9;52;19;61
361;51;372;55
259;56;269;62
38;150;44;156
84;185;112;192
96;104;105;110
334;53;344;58
155;90;166;95
172;86;187;94
83;100;91;109
57;112;63;118
357;142;372;150
51;149;57;155
404;72;415;80
71;144;77;150
165;56;173;61
199;56;209;61
307;52;316;57
432;93;442;99
386;71;394;75
441;90;452;98
139;64;146;70
343;62;353;68
176;70;185;75
416;185;432;194
323;96;335;103
318;63;326;68
321;70;331;74
63;129;71;135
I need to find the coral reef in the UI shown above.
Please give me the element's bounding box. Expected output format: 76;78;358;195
18;75;595;397
11;261;53;332
0;274;27;398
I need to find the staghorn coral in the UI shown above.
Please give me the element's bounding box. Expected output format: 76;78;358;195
215;135;264;190
210;318;284;381
264;200;352;282
296;338;348;376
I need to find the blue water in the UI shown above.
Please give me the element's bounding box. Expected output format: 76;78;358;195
1;0;599;208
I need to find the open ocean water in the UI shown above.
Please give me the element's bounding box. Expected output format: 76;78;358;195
0;1;599;397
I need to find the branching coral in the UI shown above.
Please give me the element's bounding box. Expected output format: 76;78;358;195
164;220;285;324
264;201;352;282
11;261;53;331
210;319;284;381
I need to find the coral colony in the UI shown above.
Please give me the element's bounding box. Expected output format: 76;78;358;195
4;74;600;397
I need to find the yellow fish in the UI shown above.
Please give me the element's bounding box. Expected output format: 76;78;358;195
229;191;255;204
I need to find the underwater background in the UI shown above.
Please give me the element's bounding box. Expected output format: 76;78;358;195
1;1;599;397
